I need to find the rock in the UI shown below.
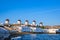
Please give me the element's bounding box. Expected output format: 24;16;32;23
0;27;10;40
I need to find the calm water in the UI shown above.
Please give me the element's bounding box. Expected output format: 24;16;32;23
11;34;60;40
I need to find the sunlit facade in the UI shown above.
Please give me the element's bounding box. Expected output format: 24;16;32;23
17;20;21;24
5;19;9;24
25;20;29;26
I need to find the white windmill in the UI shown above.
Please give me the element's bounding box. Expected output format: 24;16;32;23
14;20;22;32
5;19;9;24
17;20;21;25
30;20;36;32
25;20;29;26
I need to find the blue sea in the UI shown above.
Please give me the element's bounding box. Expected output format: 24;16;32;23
11;34;60;40
0;27;60;40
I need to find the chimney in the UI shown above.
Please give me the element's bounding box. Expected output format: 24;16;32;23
17;20;21;24
39;22;43;27
25;20;29;26
32;20;36;26
5;19;9;24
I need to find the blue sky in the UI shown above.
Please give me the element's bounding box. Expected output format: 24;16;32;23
0;0;60;26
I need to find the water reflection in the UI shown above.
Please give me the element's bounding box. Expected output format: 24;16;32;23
11;34;60;40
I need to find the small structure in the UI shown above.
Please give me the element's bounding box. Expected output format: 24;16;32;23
4;19;10;27
5;19;9;24
17;20;21;25
39;22;43;27
30;20;36;32
45;29;59;33
15;26;22;32
25;20;29;26
31;20;36;27
30;27;36;32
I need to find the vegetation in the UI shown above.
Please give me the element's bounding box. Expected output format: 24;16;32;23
40;26;45;29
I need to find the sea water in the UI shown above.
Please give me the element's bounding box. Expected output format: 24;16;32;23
11;34;60;40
